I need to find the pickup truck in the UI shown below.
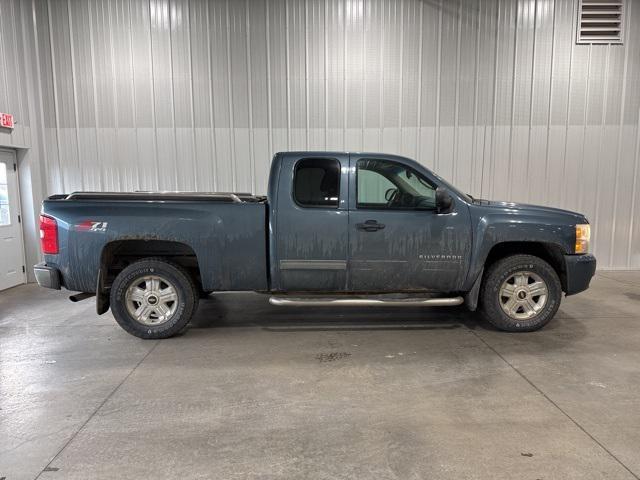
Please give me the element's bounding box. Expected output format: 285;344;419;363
34;152;596;339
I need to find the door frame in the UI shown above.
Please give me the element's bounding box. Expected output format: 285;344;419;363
0;147;28;289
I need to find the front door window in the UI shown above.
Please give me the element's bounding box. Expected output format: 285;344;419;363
356;158;436;210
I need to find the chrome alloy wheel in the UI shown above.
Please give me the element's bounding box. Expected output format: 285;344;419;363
499;271;548;320
125;275;178;326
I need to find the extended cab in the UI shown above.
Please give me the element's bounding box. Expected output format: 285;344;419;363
34;152;596;338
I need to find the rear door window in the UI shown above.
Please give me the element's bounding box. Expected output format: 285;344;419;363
293;158;340;208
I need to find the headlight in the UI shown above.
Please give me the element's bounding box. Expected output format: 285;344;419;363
575;224;591;254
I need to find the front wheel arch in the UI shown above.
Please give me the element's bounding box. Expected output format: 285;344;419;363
480;241;567;292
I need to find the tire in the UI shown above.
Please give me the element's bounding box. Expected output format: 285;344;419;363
110;258;199;339
479;254;561;332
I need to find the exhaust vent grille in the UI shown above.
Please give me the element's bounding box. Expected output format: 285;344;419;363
578;0;624;44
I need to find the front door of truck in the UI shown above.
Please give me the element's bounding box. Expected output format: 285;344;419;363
274;154;349;291
347;155;471;292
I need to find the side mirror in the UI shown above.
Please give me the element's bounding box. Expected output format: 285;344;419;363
436;187;454;214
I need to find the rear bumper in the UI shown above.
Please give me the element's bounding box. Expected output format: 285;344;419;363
34;263;61;290
564;254;596;296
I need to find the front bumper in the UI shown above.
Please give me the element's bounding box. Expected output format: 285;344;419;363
34;263;61;290
564;254;596;296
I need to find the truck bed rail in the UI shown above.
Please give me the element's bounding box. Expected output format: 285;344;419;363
54;191;266;203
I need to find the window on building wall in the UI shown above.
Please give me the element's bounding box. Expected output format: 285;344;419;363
0;162;10;226
577;0;624;44
293;158;340;208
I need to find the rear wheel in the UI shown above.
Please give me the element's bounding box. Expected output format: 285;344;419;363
110;258;199;339
479;254;561;332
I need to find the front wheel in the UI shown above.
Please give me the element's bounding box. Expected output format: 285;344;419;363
110;258;199;339
479;254;562;332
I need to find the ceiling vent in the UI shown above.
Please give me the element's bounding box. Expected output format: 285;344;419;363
577;0;624;44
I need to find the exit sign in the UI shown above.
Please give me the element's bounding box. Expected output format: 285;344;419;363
0;112;14;129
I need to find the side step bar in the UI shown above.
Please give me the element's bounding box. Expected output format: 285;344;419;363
269;296;464;307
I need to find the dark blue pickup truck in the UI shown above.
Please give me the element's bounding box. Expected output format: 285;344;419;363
34;152;596;339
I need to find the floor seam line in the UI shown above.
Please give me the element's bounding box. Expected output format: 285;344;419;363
596;272;640;287
468;329;639;480
33;340;160;480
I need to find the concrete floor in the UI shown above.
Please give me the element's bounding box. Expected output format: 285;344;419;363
1;272;639;479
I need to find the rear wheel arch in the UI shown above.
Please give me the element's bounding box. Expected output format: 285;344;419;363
98;240;205;312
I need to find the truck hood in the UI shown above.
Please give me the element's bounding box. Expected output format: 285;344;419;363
472;198;588;223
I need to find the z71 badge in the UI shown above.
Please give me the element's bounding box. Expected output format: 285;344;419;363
77;221;108;232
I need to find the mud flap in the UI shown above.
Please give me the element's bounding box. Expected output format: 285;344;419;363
96;268;110;315
464;268;484;311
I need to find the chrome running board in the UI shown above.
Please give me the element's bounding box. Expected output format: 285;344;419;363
268;296;464;307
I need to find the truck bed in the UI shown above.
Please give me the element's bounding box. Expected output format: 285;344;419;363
41;192;269;293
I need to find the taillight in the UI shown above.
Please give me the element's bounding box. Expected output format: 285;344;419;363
39;215;59;254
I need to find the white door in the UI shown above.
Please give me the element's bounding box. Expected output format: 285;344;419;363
0;149;26;291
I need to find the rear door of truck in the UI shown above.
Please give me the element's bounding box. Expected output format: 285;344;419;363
273;153;349;291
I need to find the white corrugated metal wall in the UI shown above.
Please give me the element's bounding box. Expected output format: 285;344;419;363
0;0;639;269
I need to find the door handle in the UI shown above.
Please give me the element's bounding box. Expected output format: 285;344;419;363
356;220;386;232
